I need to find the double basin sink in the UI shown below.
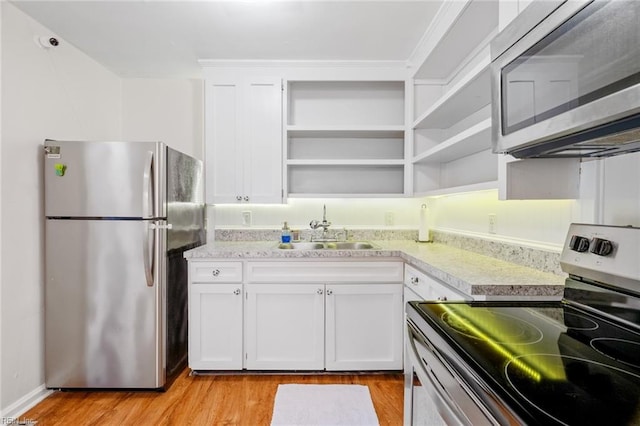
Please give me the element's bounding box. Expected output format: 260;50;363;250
277;241;379;250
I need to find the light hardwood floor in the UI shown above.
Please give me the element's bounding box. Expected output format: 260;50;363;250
23;370;404;425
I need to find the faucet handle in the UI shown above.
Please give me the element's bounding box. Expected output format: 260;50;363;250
310;220;320;229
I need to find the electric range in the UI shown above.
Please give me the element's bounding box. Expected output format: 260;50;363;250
405;224;640;425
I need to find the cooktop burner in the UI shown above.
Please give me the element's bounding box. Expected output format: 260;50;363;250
505;354;640;425
564;312;599;331
441;308;543;345
591;338;640;369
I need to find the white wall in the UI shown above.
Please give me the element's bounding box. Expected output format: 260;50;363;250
427;190;578;249
426;153;640;249
122;78;204;160
0;3;121;415
212;197;424;233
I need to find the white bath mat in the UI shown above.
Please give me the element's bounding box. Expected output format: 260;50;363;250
270;384;379;426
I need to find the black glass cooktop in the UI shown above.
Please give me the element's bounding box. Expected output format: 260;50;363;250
409;300;640;425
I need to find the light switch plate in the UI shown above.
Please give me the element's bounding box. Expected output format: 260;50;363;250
242;211;252;227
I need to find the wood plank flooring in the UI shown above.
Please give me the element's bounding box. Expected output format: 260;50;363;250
24;370;404;425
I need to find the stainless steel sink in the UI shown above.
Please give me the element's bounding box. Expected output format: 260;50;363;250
277;241;378;250
277;242;326;250
323;241;378;250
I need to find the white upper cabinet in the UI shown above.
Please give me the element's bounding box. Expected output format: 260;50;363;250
410;0;499;196
285;80;407;197
205;77;283;204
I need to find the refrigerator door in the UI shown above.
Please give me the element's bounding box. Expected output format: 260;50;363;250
44;140;166;219
166;147;205;251
45;218;166;389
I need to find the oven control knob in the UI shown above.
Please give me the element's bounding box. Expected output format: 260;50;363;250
569;235;590;252
590;238;614;256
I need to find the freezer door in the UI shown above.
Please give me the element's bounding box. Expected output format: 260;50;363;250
44;140;166;218
166;147;205;250
45;219;166;389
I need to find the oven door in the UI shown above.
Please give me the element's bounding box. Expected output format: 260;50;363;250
404;319;497;426
491;0;640;158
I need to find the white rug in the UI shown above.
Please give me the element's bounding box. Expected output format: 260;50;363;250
270;384;380;426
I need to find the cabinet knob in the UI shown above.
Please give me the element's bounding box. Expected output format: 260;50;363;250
243;196;250;202
410;277;419;285
233;288;241;295
236;195;242;201
317;289;323;295
326;289;333;296
212;269;220;277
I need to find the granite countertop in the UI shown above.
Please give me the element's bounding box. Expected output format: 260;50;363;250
185;240;566;300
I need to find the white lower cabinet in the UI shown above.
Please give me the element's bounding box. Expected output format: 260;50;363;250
189;284;244;370
404;264;469;301
325;284;403;371
189;259;404;371
244;283;325;370
188;261;244;370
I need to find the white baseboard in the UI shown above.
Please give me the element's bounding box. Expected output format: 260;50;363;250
1;385;52;420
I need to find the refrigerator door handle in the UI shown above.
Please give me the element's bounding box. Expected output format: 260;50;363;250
143;222;156;287
142;151;154;219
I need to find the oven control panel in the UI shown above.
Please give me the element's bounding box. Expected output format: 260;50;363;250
568;235;614;256
561;224;640;292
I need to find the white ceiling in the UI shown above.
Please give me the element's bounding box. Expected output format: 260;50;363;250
11;0;444;78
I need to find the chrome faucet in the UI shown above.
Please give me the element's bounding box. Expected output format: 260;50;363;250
310;204;332;240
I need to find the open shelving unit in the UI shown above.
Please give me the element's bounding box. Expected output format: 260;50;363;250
410;0;499;197
285;81;407;197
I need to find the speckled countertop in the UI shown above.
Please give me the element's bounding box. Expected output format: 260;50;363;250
185;240;566;300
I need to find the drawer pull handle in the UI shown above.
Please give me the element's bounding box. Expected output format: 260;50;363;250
410;277;419;285
326;289;333;296
436;296;447;301
236;195;242;201
317;289;323;295
233;288;241;295
212;269;220;277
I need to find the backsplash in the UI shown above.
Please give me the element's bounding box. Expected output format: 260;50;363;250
430;230;563;276
214;228;419;242
212;228;563;276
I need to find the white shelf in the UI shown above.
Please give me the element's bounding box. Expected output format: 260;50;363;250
414;180;498;198
287;193;408;199
286;80;406;197
288;164;405;195
287;159;405;166
413;118;491;164
413;0;499;80
413;53;491;130
287;125;404;138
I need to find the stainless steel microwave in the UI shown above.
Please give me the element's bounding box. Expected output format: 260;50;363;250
491;0;640;158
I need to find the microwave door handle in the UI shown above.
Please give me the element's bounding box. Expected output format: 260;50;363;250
143;222;156;287
142;151;154;219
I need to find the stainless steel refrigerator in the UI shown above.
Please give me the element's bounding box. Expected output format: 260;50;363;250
43;140;205;390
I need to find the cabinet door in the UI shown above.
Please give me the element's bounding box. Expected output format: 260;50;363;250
325;284;403;371
205;80;244;203
205;78;283;204
245;284;324;370
243;79;283;203
189;284;243;370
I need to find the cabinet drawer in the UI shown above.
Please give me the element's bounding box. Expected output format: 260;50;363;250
404;264;468;301
189;261;243;283
247;261;404;283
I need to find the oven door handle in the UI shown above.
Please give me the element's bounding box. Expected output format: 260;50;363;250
407;320;497;426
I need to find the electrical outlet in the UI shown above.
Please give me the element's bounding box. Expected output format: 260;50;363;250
384;211;395;226
488;213;497;234
242;211;252;227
